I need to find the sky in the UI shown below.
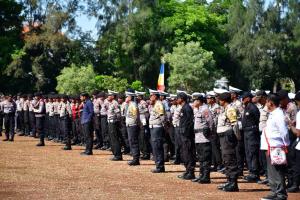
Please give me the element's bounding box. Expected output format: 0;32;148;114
76;0;273;40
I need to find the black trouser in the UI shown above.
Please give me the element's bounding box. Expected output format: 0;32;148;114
127;125;140;161
266;152;288;199
150;127;165;170
35;116;45;143
219;131;239;181
173;127;181;161
54;115;60;140
4;113;15;139
287;132;297;187
23;110;30;135
139;124;151;157
17;111;24;133
178;132;196;173
60;116;71;147
196;142;212;178
211;132;222;168
293;149;300;188
0;112;3;135
163;124;174;160
108;122;122;158
93;114;102;147
101;115;110;147
29;111;36;136
82;121;93;154
47;116;55;139
236;131;245;174
44;114;49;138
119;117;129;151
72;118;81;143
244;128;260;176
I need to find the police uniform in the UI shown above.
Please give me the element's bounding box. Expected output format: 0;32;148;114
107;90;122;160
59;97;72;150
0;97;3;136
119;99;130;154
242;97;260;181
217;93;239;192
47;99;55;140
93;97;103;149
16;97;24;134
29;98;36;137
177;92;195;180
172;103;182;164
33;96;46;146
125;91;140;165
149;89;165;173
136;91;151;160
23;97;30;136
2;98;16;141
193;103;214;183
100;98;110;149
208;95;223;171
53;98;61;142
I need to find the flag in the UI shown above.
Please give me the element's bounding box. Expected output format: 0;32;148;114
157;63;165;91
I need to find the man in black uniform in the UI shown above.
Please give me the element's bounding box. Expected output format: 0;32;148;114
177;92;196;180
242;92;261;182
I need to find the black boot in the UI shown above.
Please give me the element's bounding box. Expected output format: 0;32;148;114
223;179;239;192
287;176;299;193
178;171;195;180
36;137;45;146
199;166;211;184
217;178;230;190
128;160;140;166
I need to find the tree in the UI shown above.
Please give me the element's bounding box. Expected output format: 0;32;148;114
56;64;97;95
165;41;221;93
95;75;129;92
0;0;23;93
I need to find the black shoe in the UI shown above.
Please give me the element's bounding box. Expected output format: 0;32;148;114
94;144;102;149
80;152;93;156
19;133;25;136
244;174;260;183
172;160;181;165
141;155;150;160
110;156;123;161
128;160;140;166
223;182;239;192
62;146;72;150
287;185;300;193
8;138;14;142
260;194;278;200
36;142;45;146
218;167;226;173
3;138;9;141
217;182;230;190
178;172;195;180
191;177;200;182
199;177;211;184
258;178;269;185
151;168;165;173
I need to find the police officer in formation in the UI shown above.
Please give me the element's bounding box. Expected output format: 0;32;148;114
1;88;300;198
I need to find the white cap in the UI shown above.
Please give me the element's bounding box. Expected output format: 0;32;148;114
229;86;242;93
108;90;118;95
288;93;295;99
135;91;145;96
213;88;229;94
125;91;136;97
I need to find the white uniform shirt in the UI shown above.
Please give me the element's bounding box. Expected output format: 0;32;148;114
261;108;290;150
295;111;300;150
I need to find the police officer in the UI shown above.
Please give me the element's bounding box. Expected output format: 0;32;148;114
171;94;182;164
2;95;16;141
16;94;25;135
241;92;261;182
177;92;195;180
118;93;130;154
256;90;269;185
136;91;151;160
93;91;103;149
107;90;123;161
29;94;36;138
149;89;165;173
33;93;46;146
0;94;4;137
59;95;72;150
192;93;214;184
217;92;239;192
99;92;110;150
125;90;140;165
207;92;223;171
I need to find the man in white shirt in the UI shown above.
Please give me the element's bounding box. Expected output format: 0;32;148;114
261;94;289;200
288;92;300;193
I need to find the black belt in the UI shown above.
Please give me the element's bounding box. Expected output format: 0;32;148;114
243;125;258;131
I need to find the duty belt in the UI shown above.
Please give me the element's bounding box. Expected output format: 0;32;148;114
149;124;162;129
243;125;258;131
126;124;137;127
